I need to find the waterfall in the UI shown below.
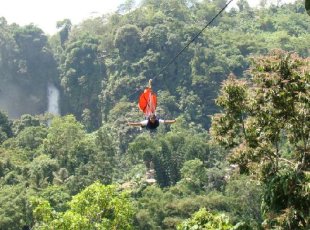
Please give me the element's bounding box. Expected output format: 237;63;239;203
47;83;60;115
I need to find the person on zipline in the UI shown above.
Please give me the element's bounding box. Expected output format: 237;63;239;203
128;79;176;131
128;113;176;131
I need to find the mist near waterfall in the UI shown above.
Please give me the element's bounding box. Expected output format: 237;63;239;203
47;83;60;115
0;82;45;119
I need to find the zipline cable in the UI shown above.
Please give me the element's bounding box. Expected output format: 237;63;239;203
154;0;235;80
128;0;234;100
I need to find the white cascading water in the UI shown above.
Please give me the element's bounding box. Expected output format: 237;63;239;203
47;83;60;115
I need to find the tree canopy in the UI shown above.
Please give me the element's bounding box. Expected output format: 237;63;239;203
0;0;309;229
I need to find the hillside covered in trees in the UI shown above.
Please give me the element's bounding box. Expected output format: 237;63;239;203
0;0;309;229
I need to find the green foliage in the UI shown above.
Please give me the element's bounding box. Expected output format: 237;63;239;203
0;24;57;117
210;75;248;150
49;0;310;129
306;0;310;15
0;184;34;230
12;114;41;135
28;154;58;188
56;19;72;47
114;24;143;61
64;133;115;194
15;126;47;151
177;208;237;230
0;145;32;174
211;50;309;229
40;115;116;193
43;115;85;167
32;181;135;230
0;111;13;143
1;1;310;229
224;175;263;228
39;185;71;212
135;185;168;228
59;34;105;130
134;177;261;229
262;166;309;229
128;130;210;188
180;159;206;192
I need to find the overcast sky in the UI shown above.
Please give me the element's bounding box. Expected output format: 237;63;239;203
0;0;126;35
0;0;297;35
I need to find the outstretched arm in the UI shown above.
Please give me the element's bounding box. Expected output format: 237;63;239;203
163;119;176;124
128;122;143;127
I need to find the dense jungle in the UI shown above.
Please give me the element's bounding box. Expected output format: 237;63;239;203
0;0;309;229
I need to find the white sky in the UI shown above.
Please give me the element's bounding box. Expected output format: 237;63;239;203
0;0;126;35
0;0;297;35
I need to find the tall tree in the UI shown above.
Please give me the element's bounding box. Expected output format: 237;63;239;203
56;19;72;48
210;50;309;229
60;34;105;129
177;208;242;230
0;111;12;143
114;24;144;62
32;182;135;230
